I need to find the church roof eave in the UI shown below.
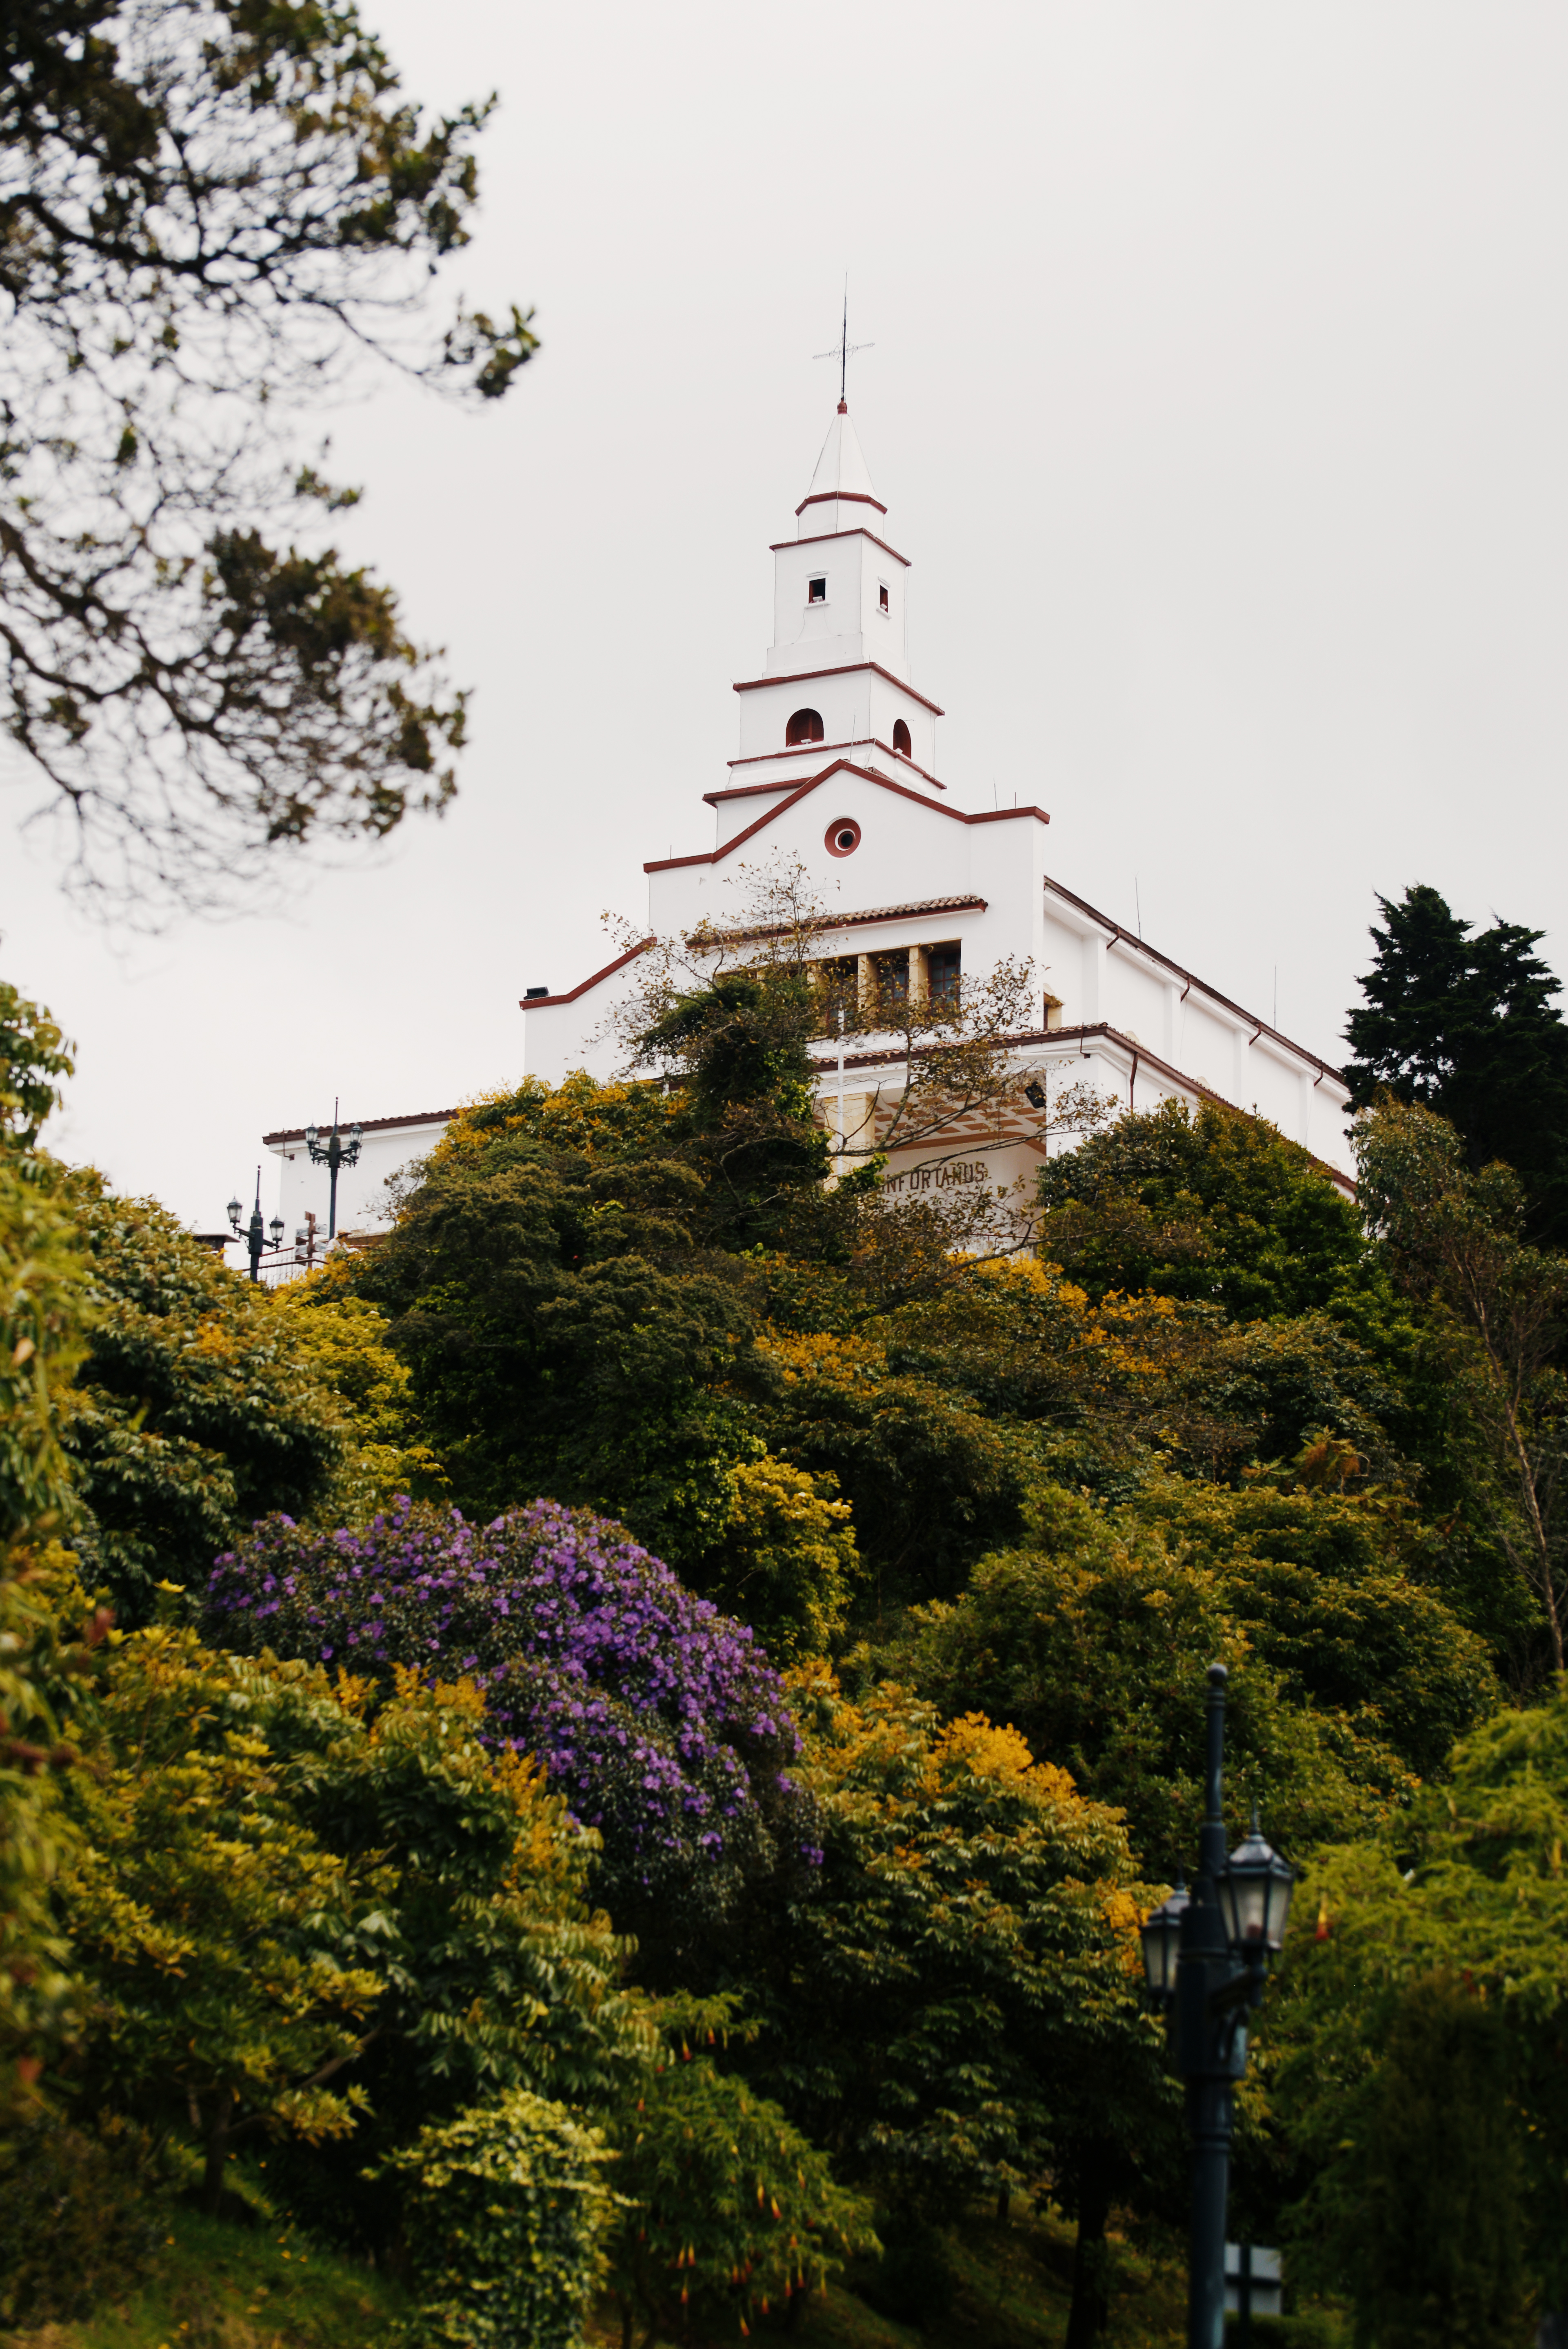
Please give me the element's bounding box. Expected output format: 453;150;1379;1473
643;759;1049;874
733;659;945;718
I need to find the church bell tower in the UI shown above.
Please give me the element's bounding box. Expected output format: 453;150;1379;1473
722;403;946;809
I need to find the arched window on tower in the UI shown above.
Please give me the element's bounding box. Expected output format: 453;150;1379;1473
892;719;913;758
786;708;824;747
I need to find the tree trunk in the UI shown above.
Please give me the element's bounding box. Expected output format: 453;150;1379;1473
1064;2143;1113;2349
995;2187;1011;2225
200;2089;234;2215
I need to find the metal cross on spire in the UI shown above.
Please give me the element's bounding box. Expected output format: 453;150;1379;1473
814;280;873;407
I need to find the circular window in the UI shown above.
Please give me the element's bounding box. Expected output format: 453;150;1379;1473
825;817;861;858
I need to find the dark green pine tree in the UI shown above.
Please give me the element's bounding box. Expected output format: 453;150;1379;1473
1346;883;1568;1241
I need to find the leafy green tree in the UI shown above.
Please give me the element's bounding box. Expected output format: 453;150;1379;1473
1267;1688;1568;2330
0;982;97;2117
58;1625;388;2210
383;2091;617;2349
1035;1098;1368;1320
751;1323;1035;1609
1118;1469;1499;1780
355;1122;760;1566
709;1454;860;1661
275;1278;448;1514
0;981;74;1151
2;0;537;913
742;1670;1170;2345
1356;1096;1568;1672
61;1189;348;1622
902;1480;1492;1871
604;2001;876;2349
55;1630;651;2237
1346;883;1568;1240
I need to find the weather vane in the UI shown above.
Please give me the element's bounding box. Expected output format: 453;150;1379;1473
815;279;873;406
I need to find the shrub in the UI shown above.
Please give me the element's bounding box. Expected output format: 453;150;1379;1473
205;1497;821;1958
383;2091;615;2349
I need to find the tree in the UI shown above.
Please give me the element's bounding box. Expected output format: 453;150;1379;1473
60;1187;349;1623
742;1671;1170;2345
354;1101;765;1560
902;1479;1492;1871
1033;1097;1367;1320
56;1628;651;2238
0;981;99;2119
1354;1975;1524;2349
1346;883;1568;1240
602;2002;876;2349
204;1496;821;1975
58;1625;389;2210
1;0;536;914
1268;1687;1568;2330
384;2091;618;2349
1355;1096;1568;1673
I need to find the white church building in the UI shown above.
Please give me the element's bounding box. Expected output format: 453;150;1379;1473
253;400;1352;1265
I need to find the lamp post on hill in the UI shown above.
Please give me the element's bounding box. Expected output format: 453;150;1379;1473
1139;1665;1295;2349
227;1169;284;1282
305;1099;362;1238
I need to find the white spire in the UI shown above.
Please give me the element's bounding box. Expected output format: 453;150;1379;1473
796;402;886;534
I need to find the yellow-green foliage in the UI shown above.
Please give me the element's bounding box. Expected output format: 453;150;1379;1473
275;1279;447;1515
58;1625;387;2202
62;1190;348;1622
0;1154;92;1542
753;1669;1166;2205
428;1070;683;1172
0;1136;95;2123
384;2089;617;2349
715;1454;860;1661
1274;1687;1568;2320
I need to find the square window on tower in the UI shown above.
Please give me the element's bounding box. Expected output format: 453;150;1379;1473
878;583;890;612
808;576;827;604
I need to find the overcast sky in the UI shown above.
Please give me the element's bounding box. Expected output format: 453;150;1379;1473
4;1;1566;1229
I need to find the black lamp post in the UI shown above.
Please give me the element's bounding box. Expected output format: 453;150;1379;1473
227;1168;284;1282
304;1099;362;1239
1140;1665;1295;2349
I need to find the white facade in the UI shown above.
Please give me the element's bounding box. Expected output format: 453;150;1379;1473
521;402;1355;1193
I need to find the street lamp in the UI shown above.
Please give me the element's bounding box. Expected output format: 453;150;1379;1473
304;1098;362;1239
227;1168;284;1282
1139;1665;1295;2349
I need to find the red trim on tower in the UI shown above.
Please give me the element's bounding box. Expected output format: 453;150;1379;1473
714;738;945;793
769;527;911;568
642;761;1048;872
733;660;945;718
795;488;888;518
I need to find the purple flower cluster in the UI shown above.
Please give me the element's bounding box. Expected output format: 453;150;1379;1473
204;1498;813;1925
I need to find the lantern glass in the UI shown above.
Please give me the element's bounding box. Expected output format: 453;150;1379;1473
350;1122;362;1144
227;1196;242;1229
269;1217;284;1245
1221;1820;1296;1955
306;1124;319;1149
1139;1879;1190;2001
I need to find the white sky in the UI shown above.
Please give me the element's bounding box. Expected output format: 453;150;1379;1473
4;1;1566;1230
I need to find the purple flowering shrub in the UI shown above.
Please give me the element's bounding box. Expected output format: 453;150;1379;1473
204;1497;818;1953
